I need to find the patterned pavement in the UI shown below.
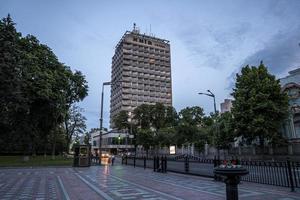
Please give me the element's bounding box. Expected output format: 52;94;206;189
0;165;299;200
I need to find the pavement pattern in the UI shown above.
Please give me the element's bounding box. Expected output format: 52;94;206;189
0;164;299;200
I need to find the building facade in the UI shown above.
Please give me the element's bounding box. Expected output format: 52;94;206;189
90;129;134;155
110;25;172;127
220;99;233;113
280;68;300;142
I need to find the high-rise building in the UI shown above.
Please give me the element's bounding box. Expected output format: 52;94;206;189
220;99;233;113
110;24;172;127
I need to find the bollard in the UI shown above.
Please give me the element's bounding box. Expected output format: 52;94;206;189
125;155;127;165
161;156;165;173
134;156;136;168
157;156;159;171
164;156;167;173
160;156;163;172
184;156;189;173
153;156;156;172
286;158;295;192
213;156;217;167
144;156;146;169
162;156;167;173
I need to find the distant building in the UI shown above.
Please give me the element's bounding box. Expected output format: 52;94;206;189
90;129;134;155
220;99;233;113
280;68;300;141
110;24;172;127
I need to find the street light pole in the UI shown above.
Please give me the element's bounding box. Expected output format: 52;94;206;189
99;81;111;165
198;90;219;161
207;90;217;114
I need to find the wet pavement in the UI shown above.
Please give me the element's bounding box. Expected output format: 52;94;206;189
0;165;299;200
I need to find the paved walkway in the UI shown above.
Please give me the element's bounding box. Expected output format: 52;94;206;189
0;165;299;200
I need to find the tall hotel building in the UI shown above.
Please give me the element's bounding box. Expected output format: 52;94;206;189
110;25;172;127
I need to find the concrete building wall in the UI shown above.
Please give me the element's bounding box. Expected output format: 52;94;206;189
220;99;233;113
110;27;172;127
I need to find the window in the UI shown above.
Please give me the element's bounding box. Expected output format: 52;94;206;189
148;41;152;45
133;37;137;41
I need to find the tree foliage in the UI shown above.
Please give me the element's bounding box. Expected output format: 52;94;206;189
0;15;88;154
65;105;87;152
113;110;129;130
216;112;235;149
231;62;289;145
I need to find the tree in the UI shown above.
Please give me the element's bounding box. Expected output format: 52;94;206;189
113;110;129;130
178;106;205;126
65;105;87;152
176;106;205;145
83;132;91;145
136;129;154;157
215;112;235;149
0;15;88;155
231;62;289;146
133;104;152;129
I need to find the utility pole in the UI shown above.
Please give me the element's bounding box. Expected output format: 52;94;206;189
198;90;219;161
99;81;111;165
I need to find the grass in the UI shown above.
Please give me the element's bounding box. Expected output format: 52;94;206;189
0;155;73;167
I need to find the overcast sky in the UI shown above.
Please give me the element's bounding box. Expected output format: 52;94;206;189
1;0;300;130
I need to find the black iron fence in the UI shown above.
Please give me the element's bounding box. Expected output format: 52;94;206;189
122;155;300;190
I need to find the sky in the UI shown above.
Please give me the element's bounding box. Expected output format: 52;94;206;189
1;0;300;130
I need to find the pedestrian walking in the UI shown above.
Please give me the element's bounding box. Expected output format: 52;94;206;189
111;154;115;166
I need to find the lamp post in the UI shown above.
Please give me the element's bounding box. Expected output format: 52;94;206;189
99;81;111;165
127;112;134;155
198;90;219;161
198;90;217;114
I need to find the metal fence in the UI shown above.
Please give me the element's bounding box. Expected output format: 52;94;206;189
122;155;300;190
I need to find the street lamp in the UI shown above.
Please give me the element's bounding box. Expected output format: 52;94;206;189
198;90;216;114
99;81;122;165
99;81;111;165
198;90;219;161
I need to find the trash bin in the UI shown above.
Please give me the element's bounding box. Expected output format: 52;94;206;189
73;145;91;167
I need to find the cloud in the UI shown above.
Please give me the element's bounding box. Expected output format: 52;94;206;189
227;26;300;89
241;27;300;74
177;23;252;70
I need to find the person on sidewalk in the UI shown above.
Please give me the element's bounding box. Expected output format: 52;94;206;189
111;154;115;166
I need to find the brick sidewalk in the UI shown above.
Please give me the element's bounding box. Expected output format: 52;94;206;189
0;165;299;199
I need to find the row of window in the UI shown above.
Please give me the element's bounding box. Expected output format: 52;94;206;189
123;53;170;61
123;48;170;57
133;37;153;46
124;43;169;53
123;64;171;73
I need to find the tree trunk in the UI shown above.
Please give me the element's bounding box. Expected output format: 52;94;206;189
66;138;71;154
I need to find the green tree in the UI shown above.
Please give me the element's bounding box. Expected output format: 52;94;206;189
133;104;152;129
0;15;88;155
83;132;91;145
136;129;154;157
65;105;87;152
131;103;178;154
231;62;289;146
215;112;235;149
176;106;205;145
113;110;129;130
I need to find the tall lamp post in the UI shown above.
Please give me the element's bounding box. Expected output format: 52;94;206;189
198;90;219;161
99;81;111;165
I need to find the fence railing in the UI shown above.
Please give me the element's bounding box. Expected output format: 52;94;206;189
122;155;300;190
